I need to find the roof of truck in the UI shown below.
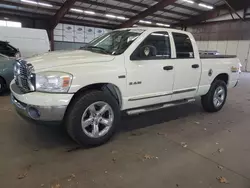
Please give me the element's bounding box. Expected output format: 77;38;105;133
118;27;190;34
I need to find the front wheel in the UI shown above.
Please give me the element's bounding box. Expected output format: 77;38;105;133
65;90;120;146
201;80;227;112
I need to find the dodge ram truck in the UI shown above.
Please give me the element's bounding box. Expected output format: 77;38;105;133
10;27;240;146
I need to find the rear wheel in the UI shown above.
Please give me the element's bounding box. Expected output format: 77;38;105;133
201;80;227;112
65;90;120;146
0;77;6;94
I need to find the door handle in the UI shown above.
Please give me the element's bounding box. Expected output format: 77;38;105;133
163;66;173;71
192;64;199;69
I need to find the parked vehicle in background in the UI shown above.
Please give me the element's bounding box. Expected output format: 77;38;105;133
10;27;240;146
0;53;15;94
0;41;21;58
0;27;50;58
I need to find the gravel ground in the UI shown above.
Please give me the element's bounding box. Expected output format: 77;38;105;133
0;73;250;188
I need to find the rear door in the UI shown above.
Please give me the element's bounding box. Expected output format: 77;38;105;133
170;32;201;101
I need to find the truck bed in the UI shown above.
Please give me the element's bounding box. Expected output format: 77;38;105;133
200;54;237;59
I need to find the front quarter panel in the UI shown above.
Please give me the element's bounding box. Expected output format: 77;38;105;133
63;56;127;100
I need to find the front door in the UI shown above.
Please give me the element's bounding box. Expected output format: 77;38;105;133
124;31;175;110
171;32;201;101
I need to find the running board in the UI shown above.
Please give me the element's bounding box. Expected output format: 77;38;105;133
126;98;195;115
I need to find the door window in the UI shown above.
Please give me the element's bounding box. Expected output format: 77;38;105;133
131;32;171;60
172;33;194;59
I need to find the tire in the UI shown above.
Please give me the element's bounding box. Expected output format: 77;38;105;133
65;90;120;147
201;80;227;112
0;77;6;95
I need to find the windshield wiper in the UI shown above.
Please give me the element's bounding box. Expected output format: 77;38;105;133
85;46;110;54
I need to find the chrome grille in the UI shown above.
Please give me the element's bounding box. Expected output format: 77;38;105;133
14;60;35;93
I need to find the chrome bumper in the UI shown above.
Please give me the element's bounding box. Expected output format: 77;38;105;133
11;94;67;121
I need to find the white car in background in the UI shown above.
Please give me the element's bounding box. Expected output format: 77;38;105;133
0;27;50;58
10;27;240;146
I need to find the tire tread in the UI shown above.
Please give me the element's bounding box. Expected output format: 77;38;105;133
201;80;227;112
65;90;120;146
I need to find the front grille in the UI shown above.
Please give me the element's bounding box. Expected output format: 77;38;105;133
14;60;35;93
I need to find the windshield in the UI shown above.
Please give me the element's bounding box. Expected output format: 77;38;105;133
82;29;145;55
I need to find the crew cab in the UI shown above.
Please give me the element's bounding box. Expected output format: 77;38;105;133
10;27;240;146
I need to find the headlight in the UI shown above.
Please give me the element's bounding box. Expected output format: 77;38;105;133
36;71;73;93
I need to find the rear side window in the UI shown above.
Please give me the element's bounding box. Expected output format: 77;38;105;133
172;33;194;59
131;31;171;60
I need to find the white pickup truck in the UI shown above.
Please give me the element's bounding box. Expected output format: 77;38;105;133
11;27;240;146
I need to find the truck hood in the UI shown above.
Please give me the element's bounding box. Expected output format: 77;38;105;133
26;50;115;71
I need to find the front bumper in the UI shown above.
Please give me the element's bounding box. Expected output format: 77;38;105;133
10;81;73;121
11;94;67;121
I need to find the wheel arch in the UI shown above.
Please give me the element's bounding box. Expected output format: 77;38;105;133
213;73;229;85
69;83;123;109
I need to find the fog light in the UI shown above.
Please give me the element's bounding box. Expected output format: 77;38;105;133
28;107;40;119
